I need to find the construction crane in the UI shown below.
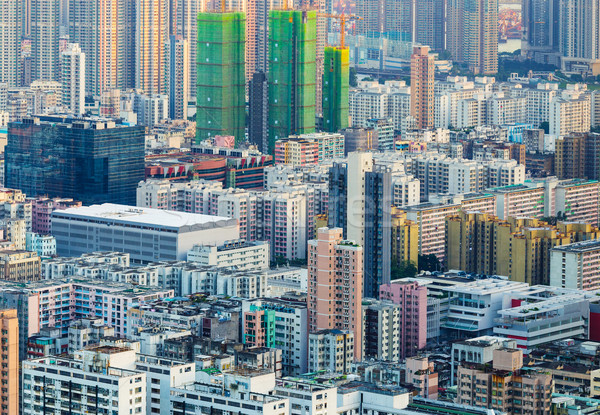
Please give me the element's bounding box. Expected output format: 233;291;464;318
318;12;362;48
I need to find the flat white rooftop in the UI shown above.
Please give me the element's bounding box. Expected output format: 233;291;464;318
54;204;234;229
447;279;529;295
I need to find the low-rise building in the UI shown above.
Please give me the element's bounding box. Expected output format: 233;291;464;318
405;356;438;400
187;240;269;270
0;250;40;282
450;336;516;386
52;203;239;263
457;348;553;415
308;330;354;374
22;346;147;415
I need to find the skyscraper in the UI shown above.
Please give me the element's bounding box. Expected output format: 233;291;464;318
196;11;246;145
268;9;317;154
322;46;349;132
61;43;85;115
308;227;363;360
364;169;392;298
168;35;189;120
0;0;21;87
31;0;60;81
5;116;145;205
410;45;435;129
447;0;498;74
136;0;168;94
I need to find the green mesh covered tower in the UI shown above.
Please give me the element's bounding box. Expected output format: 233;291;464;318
196;12;246;145
268;9;317;154
322;46;349;132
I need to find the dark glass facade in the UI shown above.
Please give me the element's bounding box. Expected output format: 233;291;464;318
5;116;144;205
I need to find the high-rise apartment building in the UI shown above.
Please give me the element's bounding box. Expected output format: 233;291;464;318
248;71;268;152
31;0;60;81
559;0;600;75
378;280;427;357
168;36;189;120
308;227;363;360
172;0;202;99
356;0;414;37
410;46;435;129
69;0;128;96
136;0;168;94
522;0;560;59
61;43;85;115
414;0;447;52
446;211;600;285
5;116;145;205
0;0;21;87
0;309;17;415
196;11;246;145
447;0;498;74
364;170;392;298
346;152;373;247
551;240;600;291
268;9;317;153
322;46;349;132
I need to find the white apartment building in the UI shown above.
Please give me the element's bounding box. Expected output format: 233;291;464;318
349;80;411;130
555;179;600;226
136;354;195;415
448;162;486;195
171;381;290;415
490;184;545;220
242;298;309;375
550;92;591;136
392;174;420;207
67;317;115;353
275;379;337;415
513;82;559;127
25;232;56;257
456;96;487;128
187;240;269;270
486;94;527;126
485;160;526;188
550;240;600;291
22;346;147;415
52;203;239;263
592;90;600;128
308;330;354;374
61;43;85;115
136;179;222;212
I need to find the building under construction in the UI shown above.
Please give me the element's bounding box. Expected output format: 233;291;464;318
322;46;349;132
268;9;317;154
196;11;246;145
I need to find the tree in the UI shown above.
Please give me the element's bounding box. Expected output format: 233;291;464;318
349;67;358;87
418;254;441;272
391;260;418;280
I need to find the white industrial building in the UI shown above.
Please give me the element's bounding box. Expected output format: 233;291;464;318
52;204;239;263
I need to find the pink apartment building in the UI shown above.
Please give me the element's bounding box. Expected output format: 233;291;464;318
308;227;363;360
31;197;82;234
379;280;427;358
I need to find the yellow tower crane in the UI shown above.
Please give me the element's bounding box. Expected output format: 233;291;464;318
317;12;362;49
